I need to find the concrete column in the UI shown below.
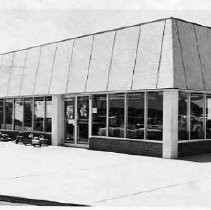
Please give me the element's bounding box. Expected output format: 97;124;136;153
162;89;178;159
52;95;64;146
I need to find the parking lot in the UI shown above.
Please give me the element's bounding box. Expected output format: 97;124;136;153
1;141;211;207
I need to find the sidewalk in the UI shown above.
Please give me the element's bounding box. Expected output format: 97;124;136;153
0;141;211;207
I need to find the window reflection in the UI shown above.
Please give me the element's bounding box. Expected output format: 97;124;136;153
14;99;23;131
92;95;107;136
108;94;125;138
127;93;144;139
147;92;163;140
190;93;204;139
0;100;4;129
178;92;189;140
45;97;52;132
34;98;44;132
24;98;33;131
5;99;13;130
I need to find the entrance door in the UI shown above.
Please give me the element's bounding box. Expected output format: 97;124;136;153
64;96;89;145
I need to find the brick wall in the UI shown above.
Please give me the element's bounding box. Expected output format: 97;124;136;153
178;141;211;157
89;137;162;157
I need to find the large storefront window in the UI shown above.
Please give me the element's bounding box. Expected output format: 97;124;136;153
206;94;211;139
127;93;144;139
108;94;125;138
24;98;33;131
178;92;189;140
190;93;204;139
92;95;107;136
5;99;13;130
147;92;163;140
34;98;44;132
14;99;23;131
45;97;52;132
0;100;4;129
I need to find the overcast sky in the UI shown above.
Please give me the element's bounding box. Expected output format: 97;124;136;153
0;0;211;53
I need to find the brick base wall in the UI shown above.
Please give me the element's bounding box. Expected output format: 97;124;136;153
178;141;211;157
89;137;162;157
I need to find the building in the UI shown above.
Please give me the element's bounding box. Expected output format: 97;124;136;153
1;17;211;158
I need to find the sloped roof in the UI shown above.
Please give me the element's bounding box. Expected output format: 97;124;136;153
0;17;210;97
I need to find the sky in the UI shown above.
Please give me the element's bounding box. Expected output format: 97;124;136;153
0;0;211;53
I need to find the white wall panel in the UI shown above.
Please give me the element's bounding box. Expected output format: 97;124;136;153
157;19;174;89
107;26;140;91
172;19;187;89
20;47;40;96
66;36;93;93
132;21;165;90
34;44;57;95
49;40;74;94
0;53;14;97
194;25;211;90
176;20;204;90
86;32;115;92
7;50;27;96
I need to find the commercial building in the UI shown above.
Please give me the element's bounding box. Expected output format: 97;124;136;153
0;17;211;158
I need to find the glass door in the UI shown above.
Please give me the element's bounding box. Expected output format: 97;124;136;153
64;96;89;145
77;96;89;144
65;98;76;143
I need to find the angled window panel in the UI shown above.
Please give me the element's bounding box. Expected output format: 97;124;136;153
157;19;174;89
66;36;93;93
20;47;40;96
176;20;204;90
49;40;74;94
107;26;140;91
194;25;211;90
172;19;187;89
132;21;165;90
34;44;57;95
0;53;14;97
86;31;115;92
7;50;27;97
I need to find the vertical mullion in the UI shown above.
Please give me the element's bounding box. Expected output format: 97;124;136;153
124;93;127;138
106;94;109;137
43;97;46;132
204;93;207;139
12;98;15;131
188;92;191;140
75;96;77;144
89;95;92;138
22;98;24;131
32;98;35;131
144;92;148;140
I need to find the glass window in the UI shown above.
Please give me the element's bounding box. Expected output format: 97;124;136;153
34;98;44;132
14;98;23;131
147;92;163;140
5;99;13;130
0;99;4;129
127;93;144;139
92;95;107;136
45;97;52;132
108;94;125;138
190;93;204;139
178;92;189;140
206;94;211;139
24;98;33;131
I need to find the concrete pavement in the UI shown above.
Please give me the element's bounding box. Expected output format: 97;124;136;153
0;141;211;207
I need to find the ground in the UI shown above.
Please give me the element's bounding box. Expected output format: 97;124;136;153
0;141;211;207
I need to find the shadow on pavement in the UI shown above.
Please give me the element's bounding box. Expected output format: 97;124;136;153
179;153;211;163
0;195;89;206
